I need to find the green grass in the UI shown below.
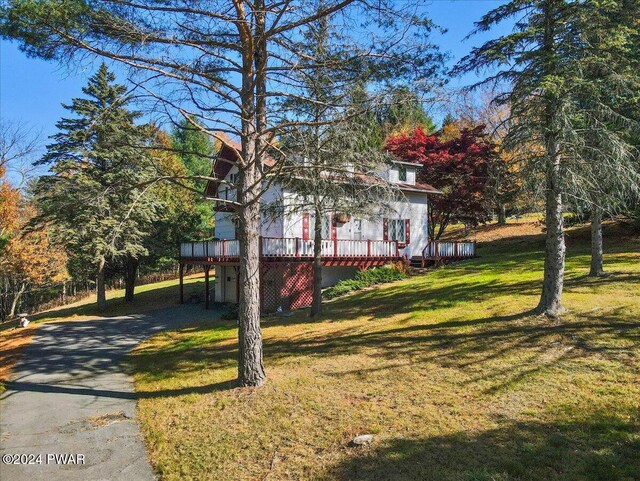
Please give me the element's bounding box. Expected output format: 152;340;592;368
131;223;640;481
32;274;206;323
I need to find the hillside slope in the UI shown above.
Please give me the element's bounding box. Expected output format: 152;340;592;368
132;222;640;481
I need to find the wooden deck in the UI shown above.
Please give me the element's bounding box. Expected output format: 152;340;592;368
179;237;401;265
178;237;402;309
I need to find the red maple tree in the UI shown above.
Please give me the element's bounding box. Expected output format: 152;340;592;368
385;125;494;240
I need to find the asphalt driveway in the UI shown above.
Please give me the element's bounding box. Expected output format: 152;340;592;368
0;305;217;481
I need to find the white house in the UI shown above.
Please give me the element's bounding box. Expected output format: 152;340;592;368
179;139;476;312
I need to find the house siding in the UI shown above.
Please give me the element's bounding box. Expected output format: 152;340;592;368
271;187;430;258
214;181;284;239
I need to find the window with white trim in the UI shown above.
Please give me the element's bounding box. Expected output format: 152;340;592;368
389;219;406;244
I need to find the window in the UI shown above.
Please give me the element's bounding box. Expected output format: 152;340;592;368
398;165;407;182
321;215;331;239
310;213;333;239
353;219;363;240
229;172;238;186
389;219;406;244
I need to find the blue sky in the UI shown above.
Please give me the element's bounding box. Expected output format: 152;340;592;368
0;1;510;142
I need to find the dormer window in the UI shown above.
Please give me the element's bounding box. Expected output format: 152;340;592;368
398;165;407;182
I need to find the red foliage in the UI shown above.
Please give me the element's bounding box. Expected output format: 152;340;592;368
385;126;495;239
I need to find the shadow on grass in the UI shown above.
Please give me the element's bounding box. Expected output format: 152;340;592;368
129;305;639;401
2;378;237;400
128;234;639;398
322;412;640;481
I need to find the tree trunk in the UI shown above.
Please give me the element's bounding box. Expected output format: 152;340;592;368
497;203;507;225
236;83;266;386
96;256;107;310
9;282;27;318
234;1;267;387
236;155;266;387
124;257;139;302
310;205;323;318
536;135;565;318
589;208;605;277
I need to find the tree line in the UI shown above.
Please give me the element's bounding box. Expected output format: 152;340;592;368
0;66;218;319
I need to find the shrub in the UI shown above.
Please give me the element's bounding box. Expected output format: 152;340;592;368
323;265;406;299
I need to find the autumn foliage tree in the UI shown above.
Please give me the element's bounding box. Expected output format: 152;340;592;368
385;126;494;239
1;166;68;319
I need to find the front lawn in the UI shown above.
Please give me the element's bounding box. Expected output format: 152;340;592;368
131;223;640;481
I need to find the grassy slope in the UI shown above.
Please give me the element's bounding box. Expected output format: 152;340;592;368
0;274;205;390
132;222;640;481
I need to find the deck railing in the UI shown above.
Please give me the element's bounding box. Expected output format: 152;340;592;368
423;240;476;259
180;237;399;259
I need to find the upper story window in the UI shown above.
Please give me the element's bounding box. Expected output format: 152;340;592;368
229;172;238;186
398;165;407;182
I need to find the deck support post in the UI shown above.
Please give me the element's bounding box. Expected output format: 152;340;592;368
179;263;184;304
204;265;210;309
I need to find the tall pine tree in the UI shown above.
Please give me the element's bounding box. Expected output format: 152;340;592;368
455;0;639;317
35;64;160;308
567;0;640;276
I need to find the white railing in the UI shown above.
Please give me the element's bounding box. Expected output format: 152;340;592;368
423;241;476;259
180;238;399;259
180;240;240;258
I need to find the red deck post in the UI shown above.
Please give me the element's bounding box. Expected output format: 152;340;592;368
367;239;371;257
204;265;210;309
259;236;263;259
296;237;300;257
334;239;338;257
179;263;184;304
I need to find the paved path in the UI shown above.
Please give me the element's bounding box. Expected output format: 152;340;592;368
1;305;216;481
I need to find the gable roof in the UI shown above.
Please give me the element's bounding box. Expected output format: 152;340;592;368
204;135;440;198
205;135;277;197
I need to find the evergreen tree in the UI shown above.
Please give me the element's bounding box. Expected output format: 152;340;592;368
567;0;640;276
277;9;399;317
35;64;160;308
171;117;216;238
352;85;439;148
455;0;639;317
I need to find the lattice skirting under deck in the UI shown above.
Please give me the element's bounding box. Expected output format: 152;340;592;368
261;262;314;313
